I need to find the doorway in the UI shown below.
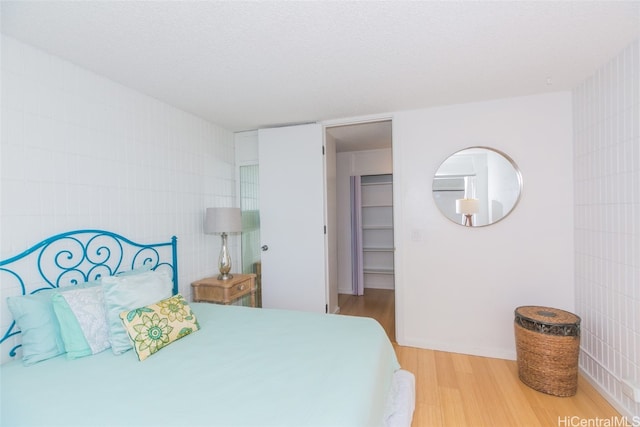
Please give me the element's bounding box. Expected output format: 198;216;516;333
325;120;394;324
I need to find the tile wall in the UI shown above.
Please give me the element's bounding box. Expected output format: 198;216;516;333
574;39;640;417
0;35;237;339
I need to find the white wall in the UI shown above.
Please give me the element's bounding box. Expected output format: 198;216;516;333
235;130;259;164
336;148;392;294
573;39;640;419
0;36;236;313
393;92;574;359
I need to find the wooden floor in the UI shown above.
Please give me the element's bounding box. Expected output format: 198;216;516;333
338;289;621;427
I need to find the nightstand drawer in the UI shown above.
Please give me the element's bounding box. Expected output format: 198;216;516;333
228;280;251;298
191;274;257;307
192;286;224;302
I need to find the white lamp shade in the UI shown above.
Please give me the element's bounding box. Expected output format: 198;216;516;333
204;207;242;234
456;198;479;215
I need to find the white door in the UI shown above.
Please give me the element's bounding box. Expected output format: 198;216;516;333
258;124;327;313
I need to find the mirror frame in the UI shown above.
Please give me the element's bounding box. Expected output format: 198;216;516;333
432;146;523;227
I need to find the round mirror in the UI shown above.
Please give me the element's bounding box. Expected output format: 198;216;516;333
432;147;522;227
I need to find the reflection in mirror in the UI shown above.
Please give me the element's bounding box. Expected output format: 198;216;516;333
432;147;522;227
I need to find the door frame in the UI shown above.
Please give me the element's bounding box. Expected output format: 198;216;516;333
320;114;400;340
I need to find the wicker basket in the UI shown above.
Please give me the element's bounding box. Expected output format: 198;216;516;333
514;306;581;397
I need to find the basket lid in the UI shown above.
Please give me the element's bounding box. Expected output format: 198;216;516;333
515;306;580;326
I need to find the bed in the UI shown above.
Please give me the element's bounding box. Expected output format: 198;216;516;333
0;229;415;427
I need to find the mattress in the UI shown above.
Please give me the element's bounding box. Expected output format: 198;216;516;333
1;302;401;427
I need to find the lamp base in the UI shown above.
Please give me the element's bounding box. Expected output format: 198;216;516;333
217;232;233;281
463;214;474;227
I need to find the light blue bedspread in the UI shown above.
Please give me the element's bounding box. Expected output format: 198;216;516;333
1;303;400;427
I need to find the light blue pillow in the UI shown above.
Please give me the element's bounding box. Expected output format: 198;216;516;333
116;264;152;277
102;270;173;355
52;294;92;359
6;280;100;366
6;290;65;365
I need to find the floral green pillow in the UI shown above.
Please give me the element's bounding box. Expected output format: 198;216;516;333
119;294;200;361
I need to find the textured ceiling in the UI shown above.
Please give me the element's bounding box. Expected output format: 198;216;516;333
1;1;639;133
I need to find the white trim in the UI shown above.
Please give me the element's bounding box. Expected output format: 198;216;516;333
390;116;404;347
398;337;517;361
321;113;394;128
320;114;401;343
579;368;637;421
338;285;352;295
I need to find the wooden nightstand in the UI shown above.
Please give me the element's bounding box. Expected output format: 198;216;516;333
191;274;257;307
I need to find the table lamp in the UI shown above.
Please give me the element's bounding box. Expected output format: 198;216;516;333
204;207;242;280
456;198;479;227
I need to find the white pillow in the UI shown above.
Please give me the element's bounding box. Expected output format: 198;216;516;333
102;270;173;355
60;286;110;355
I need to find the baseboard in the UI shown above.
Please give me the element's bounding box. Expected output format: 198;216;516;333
364;284;395;291
338;285;395;293
579;368;638;421
397;336;517;361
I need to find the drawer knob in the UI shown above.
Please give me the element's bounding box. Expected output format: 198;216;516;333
238;284;245;291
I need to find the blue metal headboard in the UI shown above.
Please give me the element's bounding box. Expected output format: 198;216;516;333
0;229;178;360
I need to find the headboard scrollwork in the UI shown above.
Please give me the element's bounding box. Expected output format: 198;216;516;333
0;229;178;361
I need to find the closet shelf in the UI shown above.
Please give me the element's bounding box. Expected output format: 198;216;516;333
363;247;394;252
363;268;395;275
361;181;392;187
